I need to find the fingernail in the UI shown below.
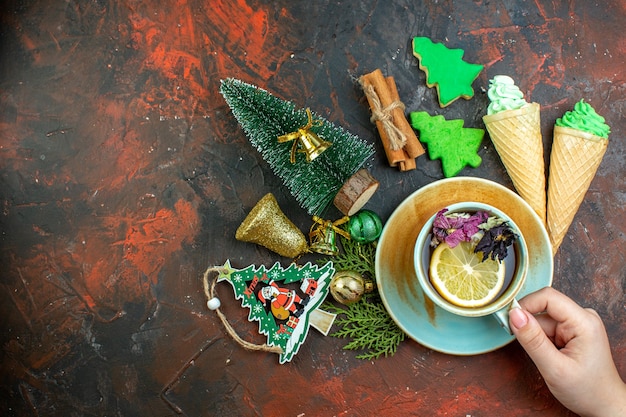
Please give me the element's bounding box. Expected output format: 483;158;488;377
509;307;528;329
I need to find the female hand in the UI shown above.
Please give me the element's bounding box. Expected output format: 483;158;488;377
509;287;626;417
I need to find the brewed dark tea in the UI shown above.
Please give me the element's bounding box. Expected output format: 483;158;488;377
414;202;529;319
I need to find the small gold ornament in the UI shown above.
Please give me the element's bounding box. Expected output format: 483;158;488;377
235;193;308;258
309;216;350;256
278;108;332;163
329;270;374;305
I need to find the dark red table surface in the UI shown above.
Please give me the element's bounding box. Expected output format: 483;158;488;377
1;1;624;416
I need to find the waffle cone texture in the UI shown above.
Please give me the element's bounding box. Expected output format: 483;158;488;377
483;103;546;223
546;126;608;254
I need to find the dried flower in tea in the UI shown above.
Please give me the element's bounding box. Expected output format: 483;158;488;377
431;208;488;248
430;207;516;262
474;223;517;262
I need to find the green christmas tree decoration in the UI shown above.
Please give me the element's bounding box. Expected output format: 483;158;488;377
412;37;484;107
216;260;335;364
409;111;484;177
220;78;376;216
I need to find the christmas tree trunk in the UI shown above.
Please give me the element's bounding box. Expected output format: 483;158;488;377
220;78;376;216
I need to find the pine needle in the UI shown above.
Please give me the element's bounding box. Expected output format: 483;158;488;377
322;230;406;360
333;235;377;278
324;296;405;360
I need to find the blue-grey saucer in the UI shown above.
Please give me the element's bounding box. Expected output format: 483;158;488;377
375;177;553;355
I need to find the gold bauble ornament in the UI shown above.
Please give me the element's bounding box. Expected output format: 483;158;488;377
235;193;308;258
329;270;374;305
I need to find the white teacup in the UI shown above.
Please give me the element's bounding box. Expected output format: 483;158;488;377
413;202;529;333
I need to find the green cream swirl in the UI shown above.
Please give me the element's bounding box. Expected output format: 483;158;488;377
487;75;528;115
556;99;610;138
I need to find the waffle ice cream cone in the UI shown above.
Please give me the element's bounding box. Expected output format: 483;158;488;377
546;126;608;254
483;102;546;223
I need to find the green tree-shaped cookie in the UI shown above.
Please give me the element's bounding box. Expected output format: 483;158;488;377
409;111;484;177
412;37;484;107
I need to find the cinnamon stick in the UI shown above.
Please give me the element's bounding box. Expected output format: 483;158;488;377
360;71;406;167
398;155;416;171
385;76;424;159
360;69;423;171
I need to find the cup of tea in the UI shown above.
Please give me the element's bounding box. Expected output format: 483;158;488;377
413;202;529;333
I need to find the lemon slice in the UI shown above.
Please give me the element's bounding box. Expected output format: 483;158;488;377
429;241;506;308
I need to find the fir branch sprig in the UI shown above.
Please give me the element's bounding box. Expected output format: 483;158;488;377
324;296;405;360
322;231;405;360
332;231;377;278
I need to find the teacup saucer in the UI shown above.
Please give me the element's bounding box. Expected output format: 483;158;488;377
375;177;553;355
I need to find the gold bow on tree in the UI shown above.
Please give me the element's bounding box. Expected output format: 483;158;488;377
309;215;350;256
278;108;332;163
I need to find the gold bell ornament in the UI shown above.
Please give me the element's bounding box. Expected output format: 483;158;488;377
329;270;375;305
235;193;309;258
308;216;351;256
278;108;332;163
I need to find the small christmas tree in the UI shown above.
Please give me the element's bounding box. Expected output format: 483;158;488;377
220;78;376;216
